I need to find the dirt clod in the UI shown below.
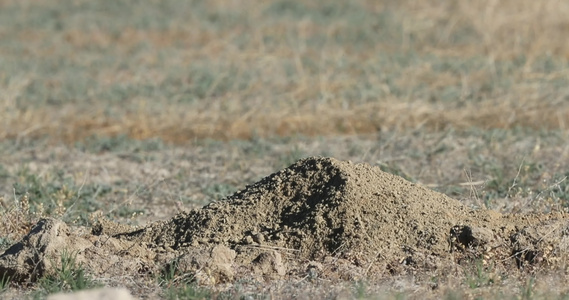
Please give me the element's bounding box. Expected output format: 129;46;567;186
252;251;286;278
1;157;569;284
0;218;93;282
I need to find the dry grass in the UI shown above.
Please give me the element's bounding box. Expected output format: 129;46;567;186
2;0;569;144
4;98;569;144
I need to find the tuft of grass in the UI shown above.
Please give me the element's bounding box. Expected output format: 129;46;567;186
157;259;181;288
157;259;211;300
0;273;10;294
163;283;211;300
34;250;100;298
465;260;497;289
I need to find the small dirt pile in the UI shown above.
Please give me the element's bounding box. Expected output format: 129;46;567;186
128;157;488;260
1;157;569;284
121;157;569;273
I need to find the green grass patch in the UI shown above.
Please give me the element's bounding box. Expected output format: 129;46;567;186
12;167;111;226
157;258;211;300
33;250;100;298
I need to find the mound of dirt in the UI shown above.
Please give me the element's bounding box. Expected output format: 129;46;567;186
127;157;491;260
1;157;569;284
107;157;569;276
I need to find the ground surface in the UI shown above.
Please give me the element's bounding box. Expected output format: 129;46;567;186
2;136;569;299
2;0;569;299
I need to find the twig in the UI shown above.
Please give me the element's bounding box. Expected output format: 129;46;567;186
242;244;300;252
63;164;91;219
463;168;482;207
506;157;525;200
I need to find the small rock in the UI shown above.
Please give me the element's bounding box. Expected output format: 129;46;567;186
253;251;286;277
210;245;236;282
253;233;265;244
244;236;254;244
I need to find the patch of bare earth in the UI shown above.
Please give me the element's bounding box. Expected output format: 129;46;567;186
1;157;568;296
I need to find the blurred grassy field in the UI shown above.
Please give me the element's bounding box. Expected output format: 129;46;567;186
2;0;569;143
2;0;569;299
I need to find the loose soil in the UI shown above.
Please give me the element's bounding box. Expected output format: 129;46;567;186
1;157;568;288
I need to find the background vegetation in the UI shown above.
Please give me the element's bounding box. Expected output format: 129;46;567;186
3;0;569;143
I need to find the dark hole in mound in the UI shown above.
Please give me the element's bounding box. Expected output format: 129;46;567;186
513;249;541;268
450;225;475;248
457;226;475;247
